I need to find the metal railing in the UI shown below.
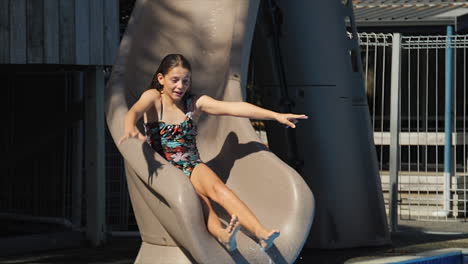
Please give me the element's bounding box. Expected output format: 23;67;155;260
105;127;138;231
358;32;468;223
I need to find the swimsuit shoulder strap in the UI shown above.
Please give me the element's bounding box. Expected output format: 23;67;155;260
160;94;164;120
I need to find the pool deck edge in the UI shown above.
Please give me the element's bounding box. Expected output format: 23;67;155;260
345;248;468;264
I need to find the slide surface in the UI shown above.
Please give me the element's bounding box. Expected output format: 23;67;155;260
105;0;315;263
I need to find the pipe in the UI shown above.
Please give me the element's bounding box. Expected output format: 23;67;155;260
444;25;454;214
0;213;75;229
389;33;402;232
110;231;141;237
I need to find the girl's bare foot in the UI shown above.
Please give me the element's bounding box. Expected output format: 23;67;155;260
256;229;280;250
217;215;240;251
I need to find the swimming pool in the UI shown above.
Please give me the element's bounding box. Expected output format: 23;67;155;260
392;251;468;264
346;249;468;264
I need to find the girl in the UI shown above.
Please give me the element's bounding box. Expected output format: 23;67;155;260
118;54;307;251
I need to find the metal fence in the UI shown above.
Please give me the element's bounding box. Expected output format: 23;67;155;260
0;69;139;238
0;70;77;233
105;126;138;232
359;32;468;223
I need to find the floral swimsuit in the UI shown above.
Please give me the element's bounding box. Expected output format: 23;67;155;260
144;95;202;177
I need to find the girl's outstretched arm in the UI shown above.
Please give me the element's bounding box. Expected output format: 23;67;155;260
196;95;308;128
118;90;160;145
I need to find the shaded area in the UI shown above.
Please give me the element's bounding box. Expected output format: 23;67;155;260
1;228;468;264
0;237;141;264
205;132;270;183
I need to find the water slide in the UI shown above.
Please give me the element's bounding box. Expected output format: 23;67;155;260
105;0;315;263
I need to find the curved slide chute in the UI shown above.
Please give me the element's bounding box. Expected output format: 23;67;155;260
105;0;315;263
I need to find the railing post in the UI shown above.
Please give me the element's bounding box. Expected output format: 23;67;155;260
72;71;84;228
444;26;454;214
85;66;106;246
389;33;401;232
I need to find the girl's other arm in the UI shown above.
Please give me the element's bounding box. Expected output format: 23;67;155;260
118;90;159;145
196;95;308;128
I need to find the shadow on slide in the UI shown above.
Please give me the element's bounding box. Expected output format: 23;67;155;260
105;0;314;263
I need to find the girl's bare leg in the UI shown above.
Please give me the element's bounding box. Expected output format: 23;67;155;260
191;164;280;250
198;192;240;251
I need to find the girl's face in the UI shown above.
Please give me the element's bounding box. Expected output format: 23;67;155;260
158;66;191;101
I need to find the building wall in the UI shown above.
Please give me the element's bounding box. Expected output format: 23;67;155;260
0;0;119;65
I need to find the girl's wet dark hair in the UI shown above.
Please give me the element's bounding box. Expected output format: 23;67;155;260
149;54;192;92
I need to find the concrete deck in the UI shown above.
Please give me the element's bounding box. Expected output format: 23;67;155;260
1;221;467;264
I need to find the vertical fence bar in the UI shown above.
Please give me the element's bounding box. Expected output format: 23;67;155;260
380;34;388;171
373;35;378;131
453;36;458;218
407;37;412;219
389;33;401;231
444;26;454;214
435;35;440;218
424;40;430;218
364;33;370;92
464;35;467;217
416;38;422;216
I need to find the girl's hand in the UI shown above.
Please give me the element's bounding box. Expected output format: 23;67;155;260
275;113;308;128
118;127;146;145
